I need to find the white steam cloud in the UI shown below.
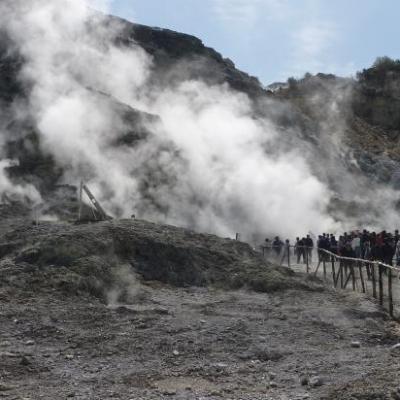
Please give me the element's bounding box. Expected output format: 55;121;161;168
0;0;349;239
0;159;41;204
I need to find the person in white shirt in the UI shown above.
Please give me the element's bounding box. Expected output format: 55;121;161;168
351;235;361;258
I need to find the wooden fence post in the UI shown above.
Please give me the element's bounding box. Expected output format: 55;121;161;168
388;268;394;318
351;264;356;291
378;264;384;306
306;247;309;274
371;263;377;299
331;257;336;282
359;262;366;294
340;261;344;288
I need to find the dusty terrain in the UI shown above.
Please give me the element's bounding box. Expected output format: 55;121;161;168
0;218;399;399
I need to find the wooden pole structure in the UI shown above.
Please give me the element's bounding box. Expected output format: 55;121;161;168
378;264;384;306
371;263;377;299
82;184;109;220
334;264;342;288
351;265;356;291
388;268;394;318
359;262;366;294
287;244;290;268
306;247;309;274
343;267;352;289
331;257;336;282
340;261;344;289
323;260;326;280
314;261;321;277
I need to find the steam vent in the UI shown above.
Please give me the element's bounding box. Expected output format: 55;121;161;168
0;1;399;398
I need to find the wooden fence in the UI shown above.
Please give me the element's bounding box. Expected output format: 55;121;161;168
261;245;400;319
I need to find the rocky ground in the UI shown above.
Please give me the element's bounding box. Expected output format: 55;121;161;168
0;218;400;399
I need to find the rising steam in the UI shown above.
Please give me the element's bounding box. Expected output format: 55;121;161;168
1;0;383;240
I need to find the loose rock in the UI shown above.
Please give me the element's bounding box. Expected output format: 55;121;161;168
309;376;323;387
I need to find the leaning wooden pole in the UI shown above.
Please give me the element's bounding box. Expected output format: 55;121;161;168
82;184;108;220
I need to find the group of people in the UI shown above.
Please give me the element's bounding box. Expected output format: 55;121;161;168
265;229;400;266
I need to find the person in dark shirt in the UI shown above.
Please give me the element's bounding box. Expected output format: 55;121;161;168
305;235;314;262
370;242;383;262
294;237;301;263
272;236;284;257
330;235;338;254
298;237;307;263
341;242;356;272
394;229;399;245
382;239;395;265
341;242;356;258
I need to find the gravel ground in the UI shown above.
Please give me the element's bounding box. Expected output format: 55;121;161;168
1;278;400;399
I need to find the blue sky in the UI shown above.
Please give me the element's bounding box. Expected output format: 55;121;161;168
108;0;400;85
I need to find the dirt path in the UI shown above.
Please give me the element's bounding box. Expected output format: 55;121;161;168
1;278;399;399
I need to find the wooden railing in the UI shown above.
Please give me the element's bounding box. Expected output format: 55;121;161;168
261;245;400;319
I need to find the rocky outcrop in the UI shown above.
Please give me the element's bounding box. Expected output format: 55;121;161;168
0;219;318;301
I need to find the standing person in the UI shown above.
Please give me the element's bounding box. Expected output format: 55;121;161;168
317;235;323;261
342;242;356;258
351;234;361;258
370;241;383;262
283;239;291;264
305;234;314;263
330;235;338;254
361;230;369;257
320;234;329;261
395;238;400;266
272;236;284;258
341;242;356;274
363;240;371;260
338;236;345;256
394;229;400;245
376;232;384;247
370;232;377;247
294;237;301;263
298;237;307;264
382;239;395;266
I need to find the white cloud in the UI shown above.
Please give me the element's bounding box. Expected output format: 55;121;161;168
287;22;338;77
